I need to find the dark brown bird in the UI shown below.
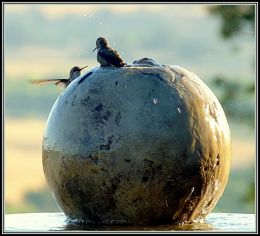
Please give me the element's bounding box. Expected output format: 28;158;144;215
92;37;126;67
30;66;88;88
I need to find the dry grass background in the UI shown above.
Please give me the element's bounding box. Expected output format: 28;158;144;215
5;119;47;205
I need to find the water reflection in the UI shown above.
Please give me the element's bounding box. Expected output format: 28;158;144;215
64;221;213;231
5;213;256;232
57;213;257;232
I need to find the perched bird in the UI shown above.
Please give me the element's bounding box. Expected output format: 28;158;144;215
30;66;88;88
93;37;126;67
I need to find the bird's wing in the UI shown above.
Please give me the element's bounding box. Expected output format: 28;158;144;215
55;80;68;89
30;79;66;85
99;48;125;66
30;79;68;89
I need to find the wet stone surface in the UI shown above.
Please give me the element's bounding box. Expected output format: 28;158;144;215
42;58;232;225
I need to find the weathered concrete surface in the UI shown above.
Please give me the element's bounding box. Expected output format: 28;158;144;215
42;58;231;225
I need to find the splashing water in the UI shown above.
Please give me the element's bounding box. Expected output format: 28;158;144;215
152;98;159;104
214;180;220;191
197;151;201;157
177;107;181;113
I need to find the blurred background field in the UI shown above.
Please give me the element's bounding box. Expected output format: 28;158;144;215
4;4;256;214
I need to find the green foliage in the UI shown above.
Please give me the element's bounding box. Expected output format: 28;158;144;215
243;181;255;204
5;79;60;119
5;202;39;214
5;188;61;214
210;76;255;128
241;166;255;209
214;166;255;213
24;188;61;212
208;5;255;39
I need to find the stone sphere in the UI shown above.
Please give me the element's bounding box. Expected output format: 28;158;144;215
42;58;231;225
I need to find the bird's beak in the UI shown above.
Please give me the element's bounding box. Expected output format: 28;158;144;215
80;65;88;70
92;47;97;52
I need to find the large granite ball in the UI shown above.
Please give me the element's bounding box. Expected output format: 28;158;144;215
42;58;231;225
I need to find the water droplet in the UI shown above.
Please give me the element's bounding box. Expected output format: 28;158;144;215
121;50;124;55
177;107;181;113
216;155;220;163
152;98;159;104
214;180;220;191
99;22;103;25
197;151;201;157
113;42;116;46
83;14;87;17
124;85;127;88
201;209;207;215
89;14;93;18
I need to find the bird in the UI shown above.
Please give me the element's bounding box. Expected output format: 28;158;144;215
92;37;126;67
30;65;88;88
